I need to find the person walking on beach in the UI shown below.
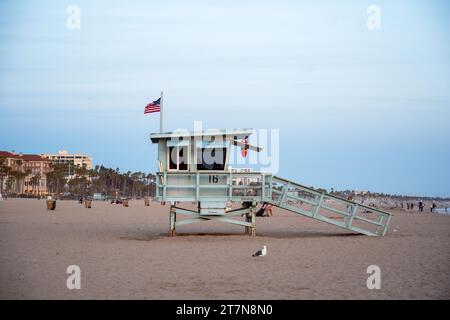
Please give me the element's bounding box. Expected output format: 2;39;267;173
407;203;410;210
411;203;414;211
431;202;436;213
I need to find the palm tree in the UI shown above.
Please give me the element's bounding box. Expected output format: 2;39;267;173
30;173;41;195
5;176;13;193
22;169;32;194
0;156;11;194
146;173;156;197
46;163;67;194
9;170;26;194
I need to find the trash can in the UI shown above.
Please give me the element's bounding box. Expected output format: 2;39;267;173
123;199;129;207
144;198;150;206
85;199;92;208
46;200;56;210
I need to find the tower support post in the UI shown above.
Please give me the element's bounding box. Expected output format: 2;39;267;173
169;205;176;237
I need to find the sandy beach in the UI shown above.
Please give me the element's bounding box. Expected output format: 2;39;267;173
0;198;449;299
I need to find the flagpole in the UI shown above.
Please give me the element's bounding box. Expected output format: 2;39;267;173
160;91;164;133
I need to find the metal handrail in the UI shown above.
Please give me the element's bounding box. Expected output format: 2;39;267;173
155;171;393;236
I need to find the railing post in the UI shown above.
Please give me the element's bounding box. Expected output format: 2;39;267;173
313;193;324;218
347;204;358;228
169;205;176;237
156;174;160;199
261;174;266;202
378;212;385;224
268;175;273;201
163;171;167;200
382;214;392;236
196;173;199;202
229;171;232;201
279;183;289;206
250;203;256;236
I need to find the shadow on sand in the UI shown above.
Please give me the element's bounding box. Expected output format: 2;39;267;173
119;230;363;241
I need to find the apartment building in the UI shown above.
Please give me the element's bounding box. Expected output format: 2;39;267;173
0;151;53;195
42;150;93;179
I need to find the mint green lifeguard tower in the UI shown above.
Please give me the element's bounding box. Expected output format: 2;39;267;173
150;128;392;237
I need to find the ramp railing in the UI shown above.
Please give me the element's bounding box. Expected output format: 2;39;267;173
155;171;270;203
266;176;392;236
155;172;392;236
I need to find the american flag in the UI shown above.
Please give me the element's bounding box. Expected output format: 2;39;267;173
144;98;161;114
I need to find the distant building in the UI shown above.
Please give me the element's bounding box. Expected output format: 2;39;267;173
42;150;92;179
0;151;52;195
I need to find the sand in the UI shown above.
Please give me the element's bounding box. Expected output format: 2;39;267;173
0;198;449;299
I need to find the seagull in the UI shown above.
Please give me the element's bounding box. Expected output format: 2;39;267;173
393;226;400;232
252;245;267;257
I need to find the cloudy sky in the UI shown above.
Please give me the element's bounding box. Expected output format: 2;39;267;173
0;0;449;196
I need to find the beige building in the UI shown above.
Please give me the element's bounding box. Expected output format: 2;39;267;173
42;150;92;179
0;151;52;195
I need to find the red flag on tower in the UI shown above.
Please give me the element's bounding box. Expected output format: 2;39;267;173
241;137;249;158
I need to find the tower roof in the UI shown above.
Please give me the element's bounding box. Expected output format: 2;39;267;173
150;128;254;143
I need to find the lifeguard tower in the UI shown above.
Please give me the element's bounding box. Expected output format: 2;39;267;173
150;128;392;237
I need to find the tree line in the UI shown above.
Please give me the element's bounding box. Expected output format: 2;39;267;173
46;164;157;198
0;155;156;198
0;158;38;194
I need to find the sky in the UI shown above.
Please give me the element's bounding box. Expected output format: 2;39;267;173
0;0;449;197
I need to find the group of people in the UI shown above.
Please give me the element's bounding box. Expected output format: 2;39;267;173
404;201;437;213
256;203;273;217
